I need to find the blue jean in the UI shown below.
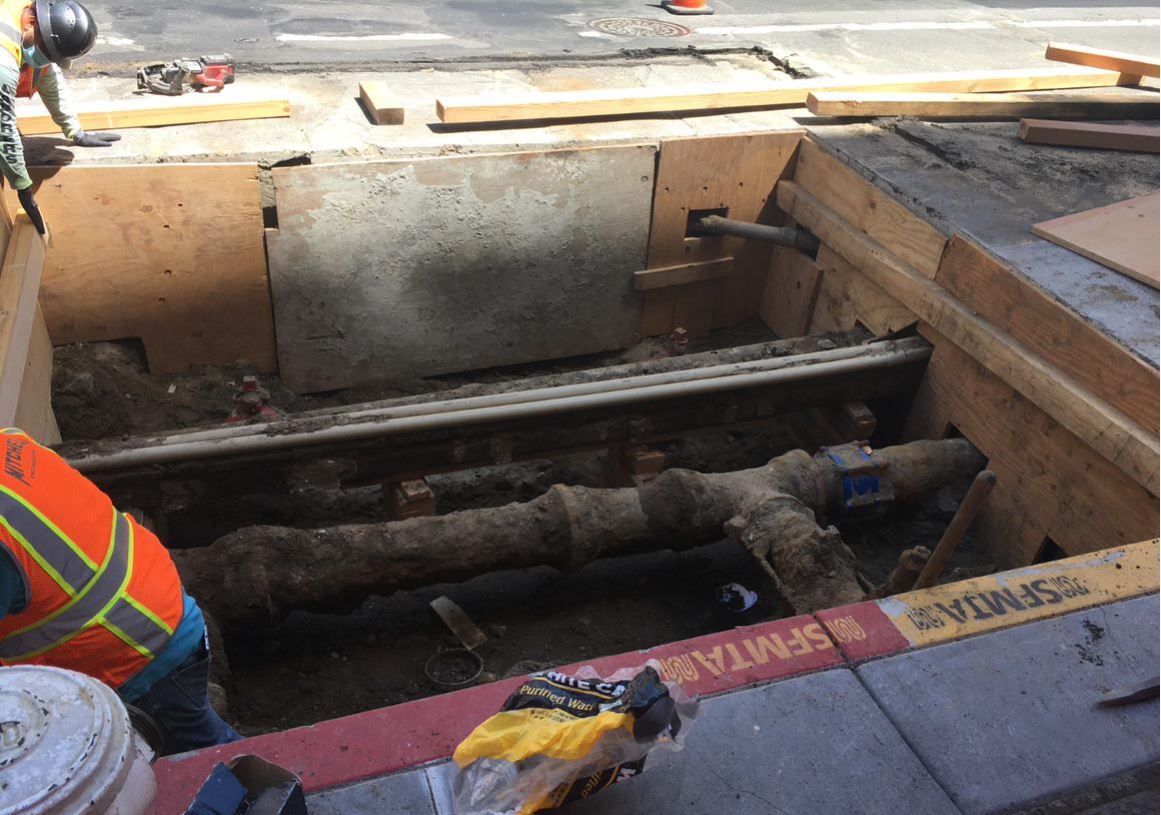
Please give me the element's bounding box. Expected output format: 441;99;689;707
134;634;242;757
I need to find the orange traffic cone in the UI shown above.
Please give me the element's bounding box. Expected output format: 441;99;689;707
662;0;713;14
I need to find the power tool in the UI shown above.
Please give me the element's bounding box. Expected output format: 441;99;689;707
136;55;236;96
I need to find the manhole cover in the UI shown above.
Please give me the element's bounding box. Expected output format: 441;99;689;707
588;18;692;38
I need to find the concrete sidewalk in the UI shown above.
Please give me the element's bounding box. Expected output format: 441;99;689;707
303;595;1159;815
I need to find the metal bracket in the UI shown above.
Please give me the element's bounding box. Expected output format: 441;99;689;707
821;443;896;511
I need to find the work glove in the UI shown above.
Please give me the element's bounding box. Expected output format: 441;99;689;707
73;130;122;147
16;187;46;235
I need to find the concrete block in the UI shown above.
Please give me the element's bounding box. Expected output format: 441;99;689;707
857;595;1161;815
432;669;958;814
306;768;435;814
268;145;655;392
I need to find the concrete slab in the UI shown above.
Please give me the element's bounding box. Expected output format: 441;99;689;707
428;669;959;815
266;144;655;391
306;769;436;815
807;120;1160;366
857;595;1161;815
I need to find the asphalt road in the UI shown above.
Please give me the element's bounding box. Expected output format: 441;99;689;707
80;0;1161;70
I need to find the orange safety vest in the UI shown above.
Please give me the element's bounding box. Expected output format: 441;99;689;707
0;0;27;67
0;428;186;690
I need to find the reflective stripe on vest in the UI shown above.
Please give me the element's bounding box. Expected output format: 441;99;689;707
0;493;171;662
0;1;24;65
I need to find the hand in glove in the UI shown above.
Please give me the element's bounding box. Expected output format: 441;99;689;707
74;130;122;147
16;187;46;235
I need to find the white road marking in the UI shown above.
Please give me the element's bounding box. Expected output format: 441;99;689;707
1011;18;1161;28
696;21;994;35
275;32;455;42
694;18;1159;36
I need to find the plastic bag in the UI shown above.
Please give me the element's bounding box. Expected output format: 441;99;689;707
452;662;698;815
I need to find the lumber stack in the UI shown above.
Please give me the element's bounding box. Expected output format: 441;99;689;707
806;90;1158;120
434;67;1142;126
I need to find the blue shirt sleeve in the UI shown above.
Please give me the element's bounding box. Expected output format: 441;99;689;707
0;545;28;620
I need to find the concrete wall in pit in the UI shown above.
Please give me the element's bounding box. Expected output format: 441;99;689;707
267;145;656;393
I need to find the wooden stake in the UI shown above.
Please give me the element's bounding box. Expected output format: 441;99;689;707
913;470;997;589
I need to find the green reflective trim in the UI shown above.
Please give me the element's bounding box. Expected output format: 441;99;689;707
98;616;151;659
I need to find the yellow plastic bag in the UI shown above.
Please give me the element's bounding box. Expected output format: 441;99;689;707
453;663;698;815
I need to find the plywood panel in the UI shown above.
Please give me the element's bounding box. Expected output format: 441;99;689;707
269;146;654;393
642;130;802;337
23;164;274;373
905;329;1159;566
793;139;947;278
759;247;821;338
1031;192;1160;288
937;235;1159;435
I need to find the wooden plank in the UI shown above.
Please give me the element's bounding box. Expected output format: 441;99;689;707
14;304;60;444
435;67;1138;125
810;243;916;336
1031;193;1160;288
806;90;1159;120
905;329;1158;566
642;131;801;337
17;94;291;136
634;257;733;290
778;179;1159;496
359;81;405;125
937;234;1159;435
23;164;276;374
1019;119;1160;153
759;247;821;337
793;139;947;278
1046;42;1160;79
0;215;46;426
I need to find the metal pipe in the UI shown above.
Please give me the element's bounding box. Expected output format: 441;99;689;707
68;339;928;451
69;342;931;474
693;215;821;254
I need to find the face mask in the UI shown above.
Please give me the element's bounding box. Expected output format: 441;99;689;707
21;45;50;68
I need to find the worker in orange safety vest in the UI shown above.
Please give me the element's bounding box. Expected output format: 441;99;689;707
0;0;121;236
0;427;241;756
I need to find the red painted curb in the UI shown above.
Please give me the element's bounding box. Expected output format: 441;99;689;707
149;613;842;814
816;601;911;662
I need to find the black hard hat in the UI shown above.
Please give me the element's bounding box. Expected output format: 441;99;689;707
33;0;97;65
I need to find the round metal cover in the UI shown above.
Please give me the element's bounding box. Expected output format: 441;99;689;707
0;665;133;815
588;18;692;37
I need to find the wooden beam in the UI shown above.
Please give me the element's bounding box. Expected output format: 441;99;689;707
17;94;291;136
807;90;1159;120
634;257;733;290
1045;42;1160;79
793;138;947;278
1019;119;1160;152
14;304;60;444
436;67;1139;125
777;179;1159;496
904;330;1159;566
1031;193;1160;289
0;214;47;425
359;81;405;125
937;235;1158;436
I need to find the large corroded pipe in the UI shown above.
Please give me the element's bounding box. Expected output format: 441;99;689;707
175;439;983;631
